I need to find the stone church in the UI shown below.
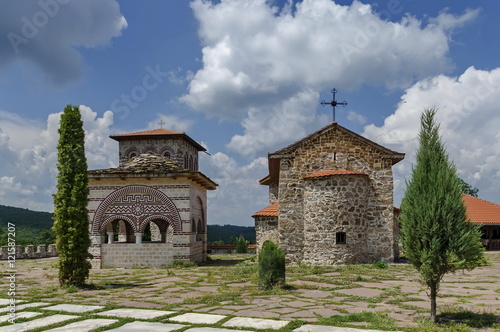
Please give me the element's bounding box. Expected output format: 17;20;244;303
87;128;217;268
253;121;404;265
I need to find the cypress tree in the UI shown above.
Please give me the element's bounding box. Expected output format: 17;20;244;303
52;105;92;287
399;108;484;322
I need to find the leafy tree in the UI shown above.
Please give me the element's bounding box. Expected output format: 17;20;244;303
458;178;479;197
236;235;249;253
38;229;55;245
258;241;285;290
52;105;92;287
399;109;484;322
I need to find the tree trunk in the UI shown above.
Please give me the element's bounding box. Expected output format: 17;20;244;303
430;282;437;322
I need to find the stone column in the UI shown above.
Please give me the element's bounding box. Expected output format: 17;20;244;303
107;232;114;244
135;233;142;244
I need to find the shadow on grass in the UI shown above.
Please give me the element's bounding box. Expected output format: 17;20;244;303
437;310;499;329
82;282;152;290
199;259;245;266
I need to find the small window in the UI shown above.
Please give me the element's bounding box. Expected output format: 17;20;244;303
163;151;171;159
129;152;137;158
336;232;346;244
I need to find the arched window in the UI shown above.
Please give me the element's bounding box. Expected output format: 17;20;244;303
163;151;171;159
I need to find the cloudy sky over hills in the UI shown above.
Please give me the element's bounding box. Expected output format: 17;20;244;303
0;0;499;226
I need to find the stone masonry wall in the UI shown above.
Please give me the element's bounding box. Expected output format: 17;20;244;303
118;137;199;171
302;175;370;265
255;216;279;252
0;244;57;260
277;127;397;264
101;243;175;268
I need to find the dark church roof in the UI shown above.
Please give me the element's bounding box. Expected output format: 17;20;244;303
89;154;184;174
110;128;206;152
88;154;217;190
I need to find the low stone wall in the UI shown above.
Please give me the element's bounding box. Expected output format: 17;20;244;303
0;244;58;260
101;243;174;268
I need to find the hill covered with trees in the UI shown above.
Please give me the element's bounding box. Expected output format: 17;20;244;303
0;205;255;246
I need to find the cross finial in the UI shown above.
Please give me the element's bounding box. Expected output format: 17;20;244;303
158;119;165;128
320;88;348;122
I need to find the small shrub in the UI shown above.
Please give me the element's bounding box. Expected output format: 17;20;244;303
371;261;388;269
169;260;197;268
66;285;78;293
258;241;285;290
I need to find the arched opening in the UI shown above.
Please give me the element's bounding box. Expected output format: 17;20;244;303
104;218;135;243
140;218;172;244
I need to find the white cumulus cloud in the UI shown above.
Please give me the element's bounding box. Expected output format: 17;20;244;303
182;0;478;157
0;105;117;211
0;0;127;86
363;66;500;205
199;151;269;226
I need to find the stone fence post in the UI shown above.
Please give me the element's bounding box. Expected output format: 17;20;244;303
48;244;57;257
36;245;46;258
24;245;34;258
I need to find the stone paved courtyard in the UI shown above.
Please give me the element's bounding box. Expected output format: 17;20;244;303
0;252;499;331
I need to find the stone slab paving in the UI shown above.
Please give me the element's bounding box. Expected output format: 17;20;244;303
0;314;77;332
294;324;398;332
41;304;104;313
0;302;51;313
107;322;186;332
44;318;118;331
336;288;384;298
98;308;174;319
0;312;41;324
223;317;290;330
169;313;227;324
185;328;243;332
0;300;23;306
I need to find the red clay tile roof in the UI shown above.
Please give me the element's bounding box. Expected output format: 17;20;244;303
304;170;368;179
252;202;278;217
463;195;500;224
111;128;183;136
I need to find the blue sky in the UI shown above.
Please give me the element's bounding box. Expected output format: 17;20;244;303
1;0;499;226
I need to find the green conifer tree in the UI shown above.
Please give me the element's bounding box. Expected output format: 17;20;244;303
52;105;92;287
236;235;249;253
399;108;484;322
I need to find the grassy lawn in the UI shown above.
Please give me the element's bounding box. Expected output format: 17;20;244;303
1;252;499;331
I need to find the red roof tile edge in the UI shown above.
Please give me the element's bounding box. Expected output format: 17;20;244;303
252;202;278;217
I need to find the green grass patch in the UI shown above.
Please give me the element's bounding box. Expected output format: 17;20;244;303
318;311;398;331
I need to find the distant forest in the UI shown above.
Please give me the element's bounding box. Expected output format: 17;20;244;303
0;205;255;246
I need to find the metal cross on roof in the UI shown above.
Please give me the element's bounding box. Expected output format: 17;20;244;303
320;88;348;122
158;119;165;128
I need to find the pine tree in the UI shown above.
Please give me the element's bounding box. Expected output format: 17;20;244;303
52;105;92;287
399;108;484;322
